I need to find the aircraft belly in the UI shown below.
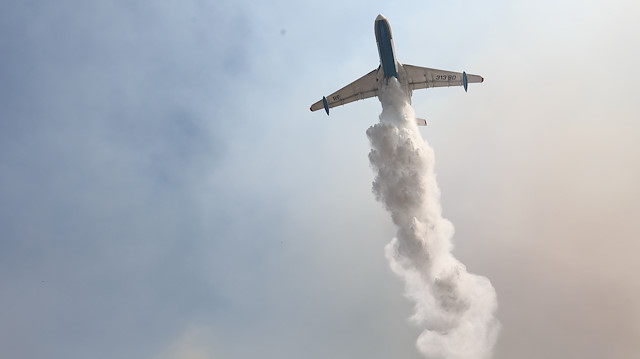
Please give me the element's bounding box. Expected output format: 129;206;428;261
376;20;397;78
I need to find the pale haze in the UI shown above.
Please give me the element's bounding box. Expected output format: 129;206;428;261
1;1;639;359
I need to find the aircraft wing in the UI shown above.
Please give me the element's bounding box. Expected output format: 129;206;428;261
310;67;380;113
404;64;483;91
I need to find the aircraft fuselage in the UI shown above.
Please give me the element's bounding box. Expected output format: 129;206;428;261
374;15;412;99
375;15;398;78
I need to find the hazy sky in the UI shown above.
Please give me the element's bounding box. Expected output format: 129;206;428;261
1;1;639;358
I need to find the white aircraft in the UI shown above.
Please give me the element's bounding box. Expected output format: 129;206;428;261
310;14;483;125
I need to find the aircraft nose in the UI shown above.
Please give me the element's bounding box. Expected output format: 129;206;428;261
376;14;387;21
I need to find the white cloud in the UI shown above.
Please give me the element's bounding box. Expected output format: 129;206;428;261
154;326;218;359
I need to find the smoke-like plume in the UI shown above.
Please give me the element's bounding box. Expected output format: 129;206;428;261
367;78;500;359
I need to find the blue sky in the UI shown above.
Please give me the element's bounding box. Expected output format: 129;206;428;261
1;1;639;358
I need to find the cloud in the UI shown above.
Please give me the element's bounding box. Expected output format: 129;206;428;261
1;1;639;359
154;326;218;359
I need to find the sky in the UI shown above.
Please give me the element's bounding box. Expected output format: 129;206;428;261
1;1;639;358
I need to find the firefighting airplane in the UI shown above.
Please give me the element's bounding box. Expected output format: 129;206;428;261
310;14;483;125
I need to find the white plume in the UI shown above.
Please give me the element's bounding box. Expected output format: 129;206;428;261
367;78;500;359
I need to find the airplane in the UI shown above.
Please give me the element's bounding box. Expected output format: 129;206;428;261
310;14;483;126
